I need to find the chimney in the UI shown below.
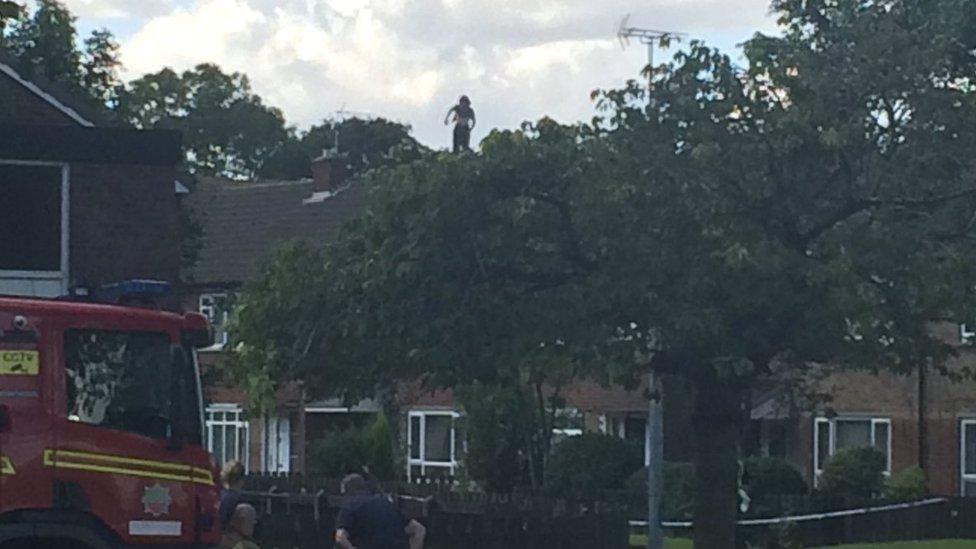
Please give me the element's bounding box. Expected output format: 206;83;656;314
310;150;349;192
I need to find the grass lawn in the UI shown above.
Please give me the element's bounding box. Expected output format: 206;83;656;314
628;538;974;549
628;536;692;548
824;542;976;549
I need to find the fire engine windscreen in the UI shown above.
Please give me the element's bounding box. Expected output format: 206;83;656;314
64;330;202;442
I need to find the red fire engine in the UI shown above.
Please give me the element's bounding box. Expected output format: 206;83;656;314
0;281;221;548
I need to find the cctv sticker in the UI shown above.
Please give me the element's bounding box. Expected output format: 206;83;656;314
0;351;39;375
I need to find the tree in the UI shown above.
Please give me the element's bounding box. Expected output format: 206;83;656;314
258;117;430;180
119;64;293;179
80;28;121;108
2;1;122;108
0;1;23;43
4;0;79;86
231;1;976;548
300;117;429;174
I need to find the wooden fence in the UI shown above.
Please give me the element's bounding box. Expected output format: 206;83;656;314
240;478;628;549
241;475;976;548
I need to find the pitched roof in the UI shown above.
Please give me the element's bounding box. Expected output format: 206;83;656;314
184;177;366;285
0;54;114;127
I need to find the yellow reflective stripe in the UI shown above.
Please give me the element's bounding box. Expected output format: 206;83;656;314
0;456;14;475
53;449;197;473
191;468;214;485
44;449;213;486
51;460;199;484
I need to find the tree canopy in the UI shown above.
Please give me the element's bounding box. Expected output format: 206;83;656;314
2;1;427;180
231;1;976;547
1;0;122;109
118;64;293;179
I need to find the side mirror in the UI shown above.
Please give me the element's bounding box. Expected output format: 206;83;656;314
183;328;214;349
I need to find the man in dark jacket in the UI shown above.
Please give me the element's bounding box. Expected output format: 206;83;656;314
334;474;426;549
218;460;246;529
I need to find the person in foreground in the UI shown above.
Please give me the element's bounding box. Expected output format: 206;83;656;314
334;473;427;549
219;503;260;549
218;460;246;529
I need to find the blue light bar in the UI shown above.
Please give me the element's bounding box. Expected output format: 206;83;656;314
96;279;172;302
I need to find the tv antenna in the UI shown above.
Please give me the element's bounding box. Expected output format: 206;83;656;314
326;107;376;156
617;15;685;85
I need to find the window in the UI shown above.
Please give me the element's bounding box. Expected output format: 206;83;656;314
551;408;584;445
407;411;458;480
0;162;68;297
961;420;976;496
65;330;180;439
199;294;234;349
262;415;290;473
814;417;891;477
206;405;249;471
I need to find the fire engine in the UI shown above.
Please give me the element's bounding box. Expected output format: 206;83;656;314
0;281;221;548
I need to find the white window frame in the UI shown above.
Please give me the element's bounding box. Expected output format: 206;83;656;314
0;160;70;297
206;403;250;472
261;414;291;474
406;410;459;480
199;293;232;350
814;416;892;480
961;419;976;496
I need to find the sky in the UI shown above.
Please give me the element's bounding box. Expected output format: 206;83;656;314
61;0;780;149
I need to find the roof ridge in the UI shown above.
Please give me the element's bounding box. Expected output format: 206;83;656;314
200;178;315;190
0;60;95;127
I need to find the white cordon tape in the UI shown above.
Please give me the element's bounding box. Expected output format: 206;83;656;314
628;497;949;529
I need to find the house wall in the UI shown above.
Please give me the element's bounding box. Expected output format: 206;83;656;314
2;67;182;304
784;360;976;496
70;163;182;305
200;350;307;474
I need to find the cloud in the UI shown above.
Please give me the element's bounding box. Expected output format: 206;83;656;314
62;0;177;19
116;0;779;148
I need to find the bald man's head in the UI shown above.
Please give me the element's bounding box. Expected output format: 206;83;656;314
230;503;257;538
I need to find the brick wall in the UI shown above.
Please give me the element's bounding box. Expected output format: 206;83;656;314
0;70;80;126
789;360;976;495
69;163;182;306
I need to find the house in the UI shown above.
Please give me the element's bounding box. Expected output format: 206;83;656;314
0;57;184;305
749;322;976;496
396;378;695;480
184;157;678;478
182;154;365;474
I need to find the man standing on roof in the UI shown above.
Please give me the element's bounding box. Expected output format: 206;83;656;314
444;95;475;153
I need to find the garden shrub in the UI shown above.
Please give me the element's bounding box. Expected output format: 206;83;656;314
626;462;697;520
307;429;365;478
361;412;396;480
545;434;643;496
884;466;927;501
456;383;531;492
742;456;808;499
818;447;886;498
306;413;396;480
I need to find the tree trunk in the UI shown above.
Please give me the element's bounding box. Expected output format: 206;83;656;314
692;376;740;549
